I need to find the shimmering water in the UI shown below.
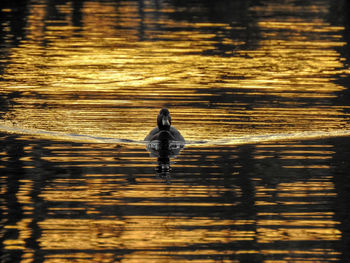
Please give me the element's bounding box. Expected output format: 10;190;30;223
2;134;350;262
1;0;350;262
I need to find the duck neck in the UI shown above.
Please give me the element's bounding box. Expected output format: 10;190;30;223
158;124;170;131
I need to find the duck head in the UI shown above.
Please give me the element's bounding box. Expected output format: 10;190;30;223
157;108;172;130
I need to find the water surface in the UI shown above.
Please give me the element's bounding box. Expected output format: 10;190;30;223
1;0;350;142
1;134;350;262
1;0;350;262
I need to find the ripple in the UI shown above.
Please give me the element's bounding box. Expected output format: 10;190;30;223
1;123;350;146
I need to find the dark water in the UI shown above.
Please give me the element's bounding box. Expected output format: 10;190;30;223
1;0;350;262
1;134;350;262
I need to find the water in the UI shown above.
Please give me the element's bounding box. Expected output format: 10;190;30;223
1;0;350;262
2;134;350;262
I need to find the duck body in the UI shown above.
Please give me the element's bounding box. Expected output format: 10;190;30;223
145;126;184;142
145;109;185;181
144;108;185;142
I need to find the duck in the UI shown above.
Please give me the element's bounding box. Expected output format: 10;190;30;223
144;108;185;142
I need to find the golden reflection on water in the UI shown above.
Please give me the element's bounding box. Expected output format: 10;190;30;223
1;0;350;142
2;134;346;262
1;0;350;262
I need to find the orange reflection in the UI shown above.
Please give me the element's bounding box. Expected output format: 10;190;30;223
1;139;344;262
0;0;349;143
0;1;348;262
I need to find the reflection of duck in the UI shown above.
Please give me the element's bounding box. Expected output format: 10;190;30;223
144;108;185;142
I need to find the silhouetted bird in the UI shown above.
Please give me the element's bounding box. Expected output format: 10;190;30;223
144;108;185;142
145;108;185;183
